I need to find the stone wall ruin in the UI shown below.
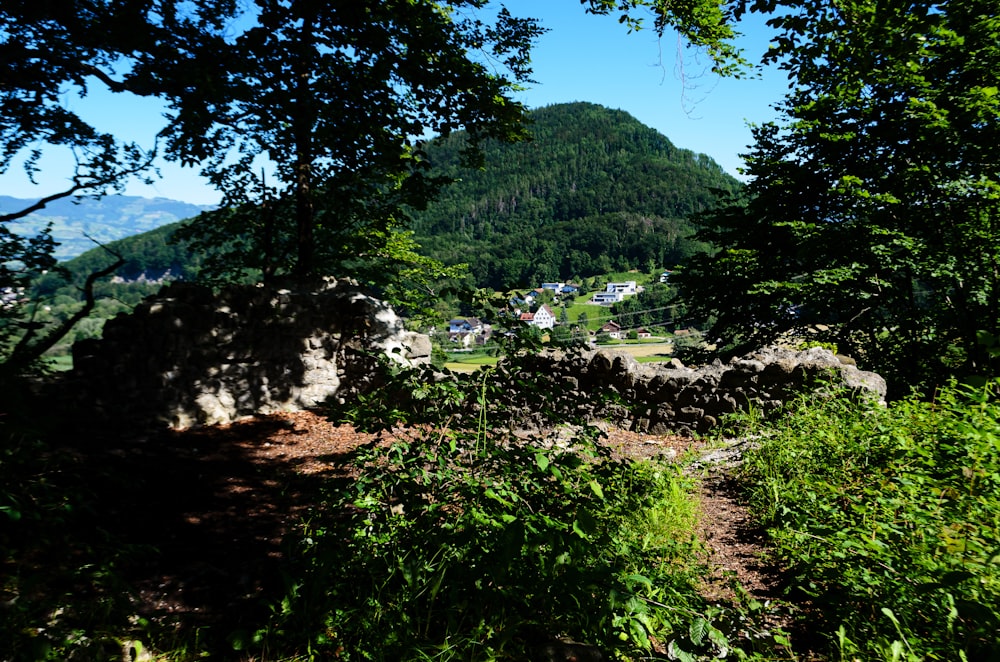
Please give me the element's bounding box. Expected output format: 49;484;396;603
67;282;886;434
71;279;431;428
496;346;887;434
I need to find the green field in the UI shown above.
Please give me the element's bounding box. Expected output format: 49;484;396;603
562;301;614;330
445;353;499;372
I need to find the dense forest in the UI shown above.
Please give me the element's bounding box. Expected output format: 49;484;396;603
412;102;740;289
40;102;737;304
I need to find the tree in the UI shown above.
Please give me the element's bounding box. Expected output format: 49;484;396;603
669;0;1000;390
582;0;745;76
0;2;161;221
161;0;543;281
1;1;542;370
0;1;176;373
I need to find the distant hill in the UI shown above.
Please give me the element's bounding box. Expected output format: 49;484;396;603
411;102;741;289
1;194;212;260
28;103;739;291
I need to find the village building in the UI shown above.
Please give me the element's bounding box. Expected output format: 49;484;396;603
590;280;640;305
519;304;556;330
598;320;622;339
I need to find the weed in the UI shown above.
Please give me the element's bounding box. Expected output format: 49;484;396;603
737;380;1000;660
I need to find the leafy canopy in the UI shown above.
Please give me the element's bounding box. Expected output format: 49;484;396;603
0;0;543;370
160;0;545;281
673;0;1000;390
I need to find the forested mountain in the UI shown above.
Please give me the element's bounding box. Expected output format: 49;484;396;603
36;103;738;295
42;220;200;288
411;102;741;289
2;195;212;260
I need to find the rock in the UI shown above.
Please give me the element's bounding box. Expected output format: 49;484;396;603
512;345;886;433
69;278;431;429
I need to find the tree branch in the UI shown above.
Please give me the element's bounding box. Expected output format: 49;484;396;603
3;246;125;375
0;181;97;224
0;146;157;224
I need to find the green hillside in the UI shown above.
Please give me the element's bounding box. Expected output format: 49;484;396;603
38;102;738;298
412;102;740;289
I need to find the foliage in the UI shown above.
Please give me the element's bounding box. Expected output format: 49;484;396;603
413;102;735;290
0;1;204;373
250;353;757;661
612;283;683;333
675;0;1000;392
0;222;60;367
156;0;544;280
0;3;158;216
254;426;707;660
9;222;202;364
0;389;139;661
582;0;748;77
733;382;1000;660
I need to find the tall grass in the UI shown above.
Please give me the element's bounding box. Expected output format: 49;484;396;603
734;380;1000;660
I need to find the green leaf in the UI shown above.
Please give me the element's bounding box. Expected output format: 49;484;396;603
667;639;696;662
625;573;653;588
689;616;708;646
573;508;599;538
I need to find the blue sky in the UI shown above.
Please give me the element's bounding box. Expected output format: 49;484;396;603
0;2;787;207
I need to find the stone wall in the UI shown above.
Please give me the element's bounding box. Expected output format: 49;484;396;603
486;345;887;434
67;280;886;434
71;279;431;428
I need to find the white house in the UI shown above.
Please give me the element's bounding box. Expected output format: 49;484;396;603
520;304;556;330
598;320;623;339
606;280;638;295
448;318;491;346
591;280;640;305
449;318;483;335
591;291;624;305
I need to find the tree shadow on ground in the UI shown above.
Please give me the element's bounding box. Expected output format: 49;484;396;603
4;411;361;659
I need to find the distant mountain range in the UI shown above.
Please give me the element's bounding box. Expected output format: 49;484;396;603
1;195;212;261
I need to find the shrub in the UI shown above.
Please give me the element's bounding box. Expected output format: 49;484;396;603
735;381;1000;660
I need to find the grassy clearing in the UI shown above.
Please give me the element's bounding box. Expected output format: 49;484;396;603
563;301;614;330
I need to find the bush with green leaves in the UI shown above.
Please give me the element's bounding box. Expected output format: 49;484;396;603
0;393;139;661
247;349;794;661
253;427;709;660
734;381;1000;660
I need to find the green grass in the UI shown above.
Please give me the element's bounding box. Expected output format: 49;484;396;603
42;354;74;371
732;380;1000;660
634;354;674;363
562;301;614;330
